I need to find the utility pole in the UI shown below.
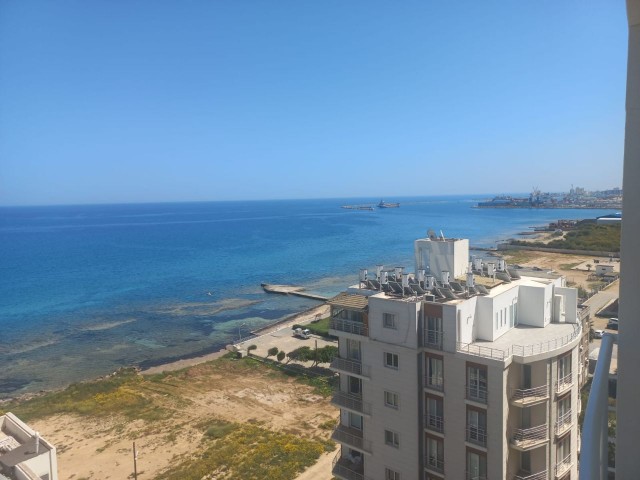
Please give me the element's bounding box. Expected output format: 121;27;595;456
133;442;138;480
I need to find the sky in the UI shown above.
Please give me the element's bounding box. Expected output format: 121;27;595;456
0;1;629;206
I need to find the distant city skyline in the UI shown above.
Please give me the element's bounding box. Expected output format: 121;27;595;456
0;1;627;206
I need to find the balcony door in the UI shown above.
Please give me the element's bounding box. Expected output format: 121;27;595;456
468;365;487;401
347;339;361;361
467;408;487;443
467;450;487;479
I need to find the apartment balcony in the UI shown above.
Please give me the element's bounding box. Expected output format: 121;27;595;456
331;424;371;453
510;385;549;407
330;318;369;337
555;373;573;395
424;375;444;393
465;385;488;404
332;452;368;480
424;455;444;475
424;329;443;350
514;471;548;480
466;425;487;447
424;414;444;434
331;391;372;416
555;410;572;437
510;424;549;451
330;357;370;379
555;453;572;479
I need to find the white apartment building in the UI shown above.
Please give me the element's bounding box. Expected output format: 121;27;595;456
0;413;58;480
329;234;581;480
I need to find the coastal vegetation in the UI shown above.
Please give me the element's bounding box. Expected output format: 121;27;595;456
1;353;337;479
509;220;621;252
293;316;333;338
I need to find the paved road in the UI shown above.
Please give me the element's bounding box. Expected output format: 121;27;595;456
584;279;619;317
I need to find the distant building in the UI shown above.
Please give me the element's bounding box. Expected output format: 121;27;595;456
595;264;615;277
596;213;622;225
0;413;58;480
329;234;581;480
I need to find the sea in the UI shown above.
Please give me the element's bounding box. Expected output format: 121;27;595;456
0;196;612;398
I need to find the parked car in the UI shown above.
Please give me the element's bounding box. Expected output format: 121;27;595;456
594;329;605;339
607;318;619;330
293;328;311;339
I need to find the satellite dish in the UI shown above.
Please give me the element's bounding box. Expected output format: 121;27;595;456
427;229;437;240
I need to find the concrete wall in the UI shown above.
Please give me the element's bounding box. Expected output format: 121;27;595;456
414;238;469;281
368;296;420;349
617;3;640;475
518;285;546;327
553;286;578;324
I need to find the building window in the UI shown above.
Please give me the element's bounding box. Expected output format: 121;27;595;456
426;355;444;390
347;339;361;361
384;390;399;409
426;436;444;472
385;429;399;448
495;312;498;330
383;313;396;329
466;407;487;446
467;450;487;479
349;412;363;430
349;376;362;395
467;364;488;403
385;468;400;480
384;352;399;369
425;395;444;433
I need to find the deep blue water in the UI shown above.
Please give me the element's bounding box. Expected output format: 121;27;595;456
0;196;612;396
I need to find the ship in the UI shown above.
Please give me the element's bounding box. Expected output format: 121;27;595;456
378;200;400;208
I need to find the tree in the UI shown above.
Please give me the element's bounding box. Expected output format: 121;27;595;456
247;344;257;354
276;351;286;362
315;345;338;365
287;346;314;363
267;347;279;358
586;263;592;272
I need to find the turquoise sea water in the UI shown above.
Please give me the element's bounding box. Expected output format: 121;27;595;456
0;196;612;397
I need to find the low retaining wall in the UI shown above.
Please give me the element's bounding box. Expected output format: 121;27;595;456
498;243;620;258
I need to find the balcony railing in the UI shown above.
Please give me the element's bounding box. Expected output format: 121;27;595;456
331;424;371;452
579;333;614;480
456;324;581;361
511;424;548;449
424;329;443;349
466;385;488;404
330;318;369;337
466;425;487;447
466;472;488;480
424;455;444;474
330;357;370;378
331;391;372;415
332;452;365;480
556;373;573;394
555;453;572;478
515;471;548;480
424;375;444;392
555;409;572;436
511;385;549;405
424;414;444;433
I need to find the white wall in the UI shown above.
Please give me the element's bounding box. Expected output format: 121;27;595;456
368;297;420;349
553;287;578;324
414;238;469;281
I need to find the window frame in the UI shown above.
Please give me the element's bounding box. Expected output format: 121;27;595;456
384;429;400;448
384;390;399;409
384;467;400;480
383;312;397;329
384;352;399;370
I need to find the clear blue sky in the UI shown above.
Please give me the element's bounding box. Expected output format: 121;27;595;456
0;1;628;206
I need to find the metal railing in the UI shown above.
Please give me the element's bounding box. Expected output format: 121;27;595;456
424;375;444;392
555;453;572;478
511;424;548;447
456;324;581;361
424;329;443;349
331;391;372;415
332;452;365;480
579;333;614;480
424;455;444;474
556;373;573;394
424;414;444;433
466;425;487;447
330;356;370;377
331;424;370;452
555;409;572;436
330;318;369;336
466;385;488;404
514;470;547;480
511;385;549;404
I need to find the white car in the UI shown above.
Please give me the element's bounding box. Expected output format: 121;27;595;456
594;329;605;339
293;328;311;339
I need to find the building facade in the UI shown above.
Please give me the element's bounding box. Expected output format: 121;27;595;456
329;235;581;480
0;413;58;480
